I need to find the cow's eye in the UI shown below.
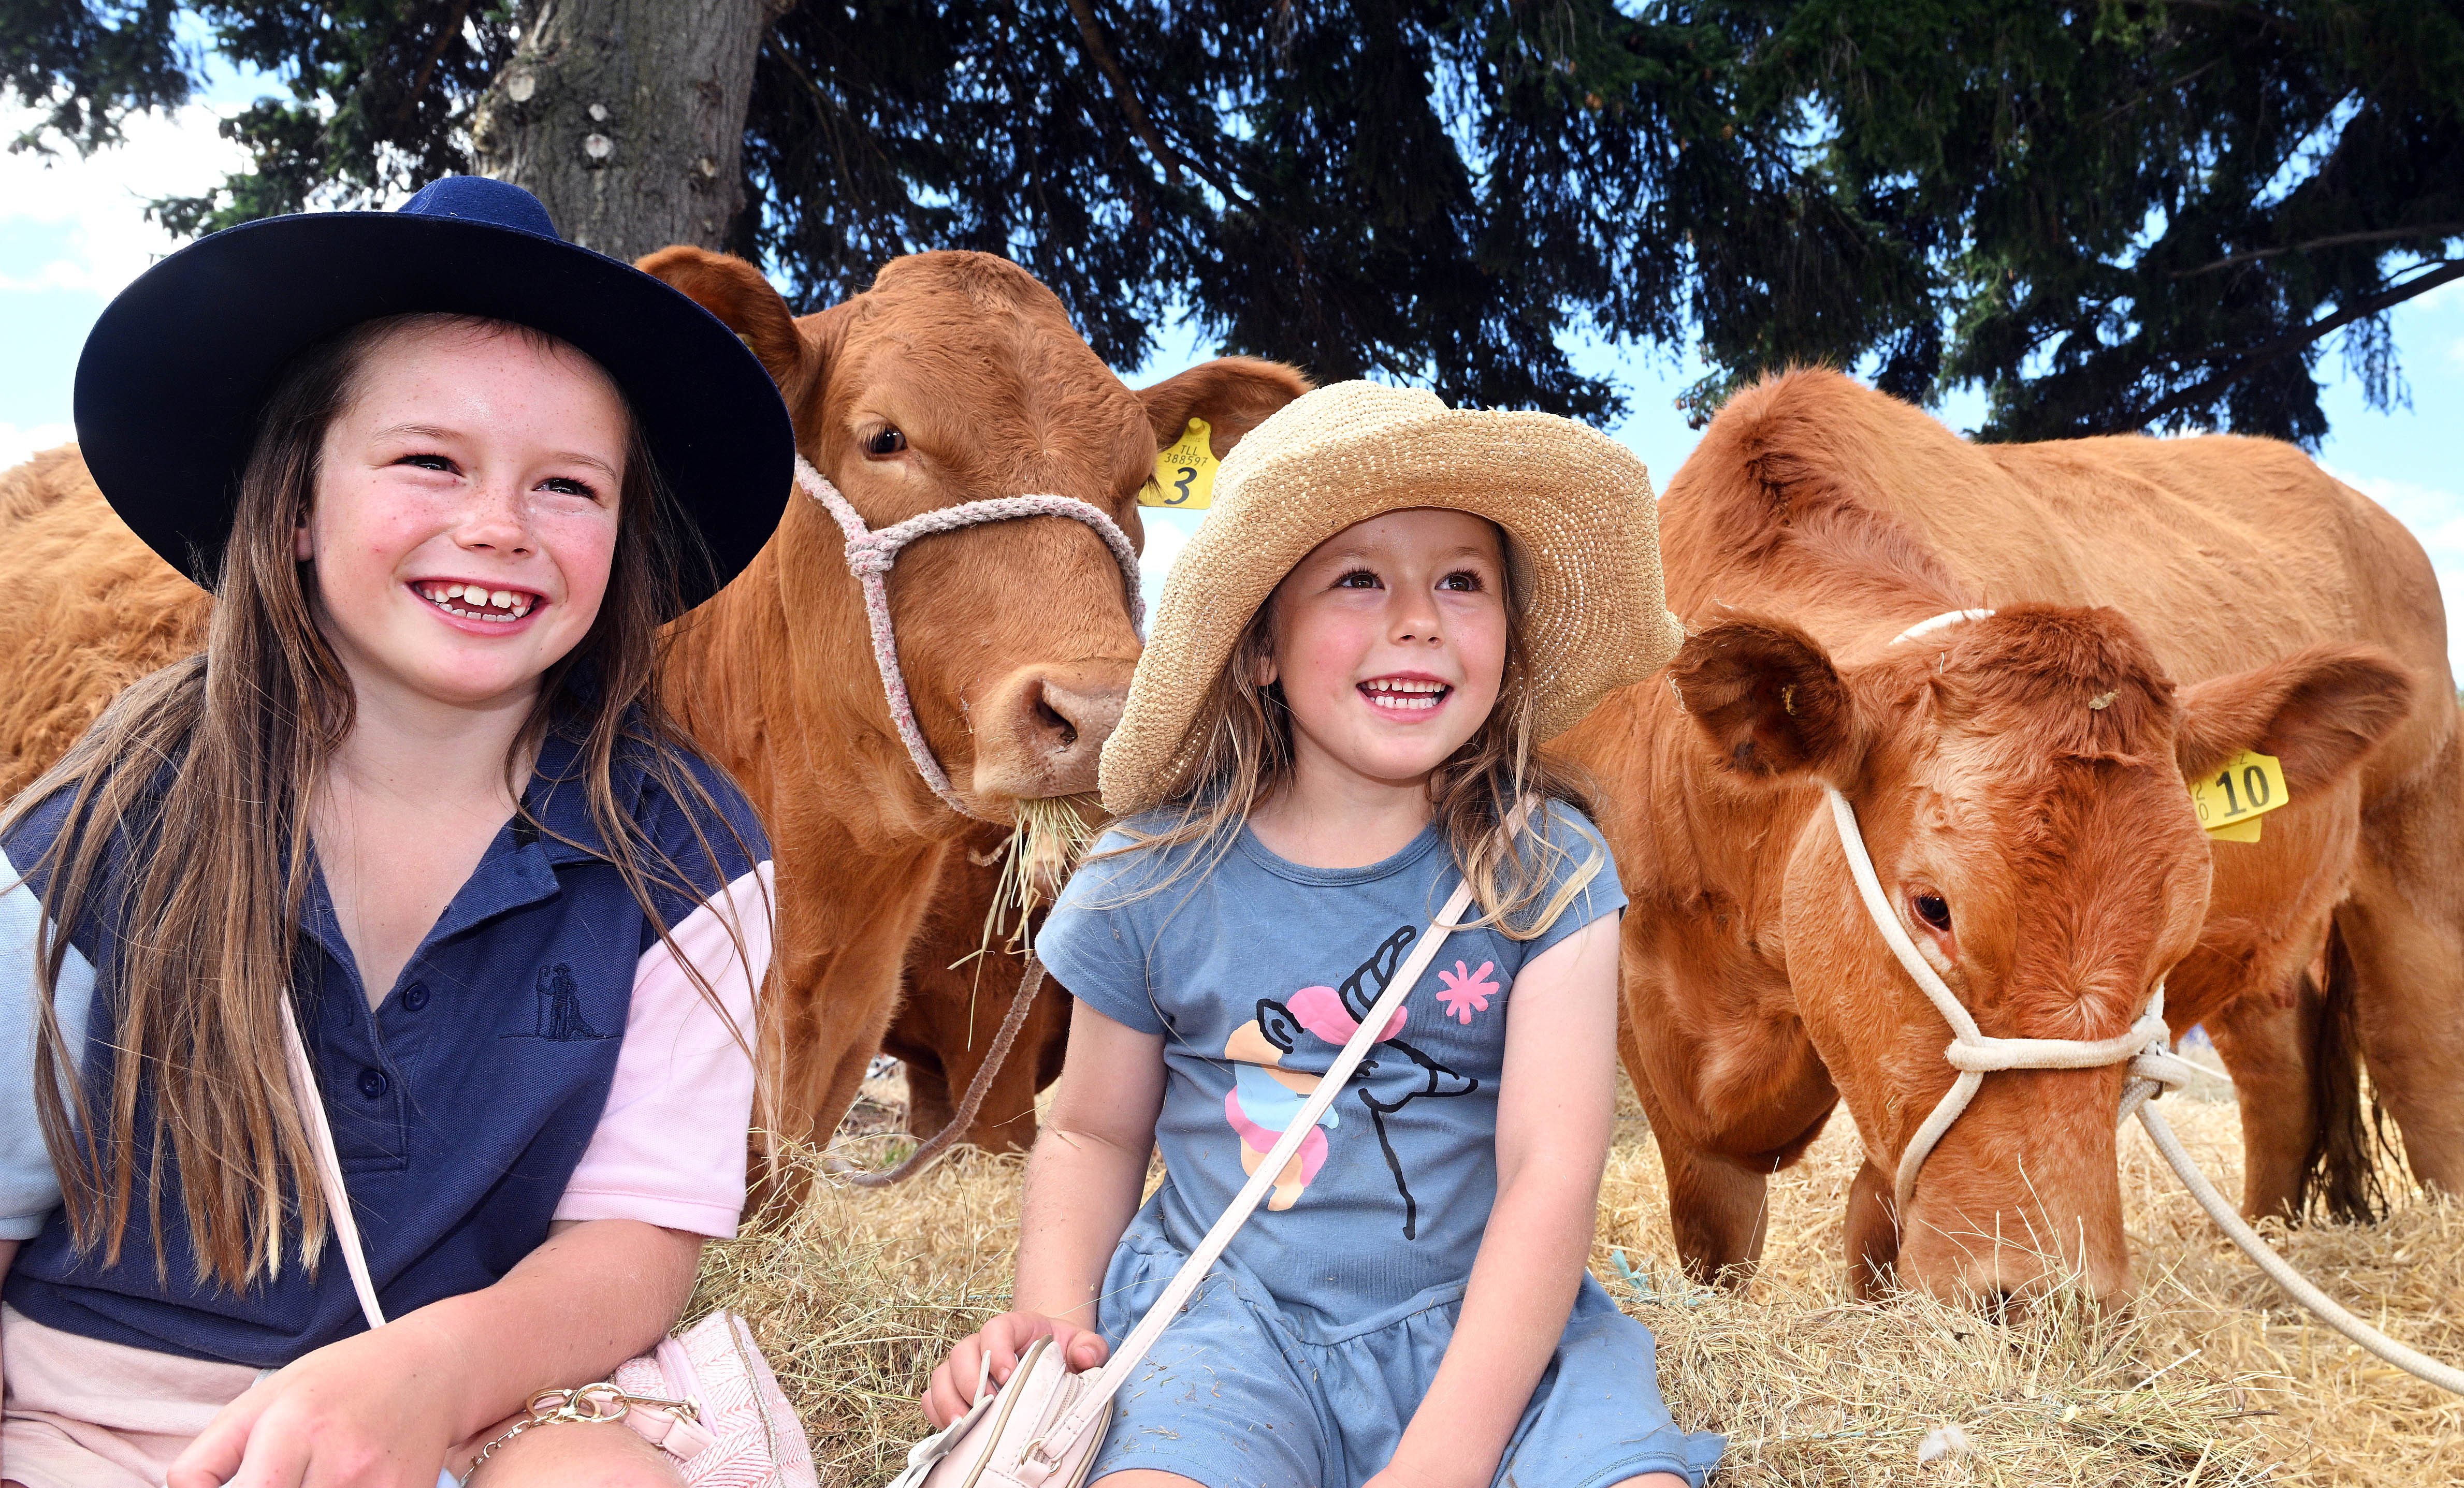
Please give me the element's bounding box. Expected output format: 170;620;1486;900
864;426;907;458
1911;891;1952;933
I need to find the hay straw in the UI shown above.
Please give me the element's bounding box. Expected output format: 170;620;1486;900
965;795;1100;965
701;1073;2462;1485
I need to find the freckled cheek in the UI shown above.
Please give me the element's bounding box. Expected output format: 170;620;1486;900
309;511;444;611
311;487;457;571
538;509;620;611
1277;611;1384;703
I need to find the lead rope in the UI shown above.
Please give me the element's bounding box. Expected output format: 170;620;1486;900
1830;607;2464;1394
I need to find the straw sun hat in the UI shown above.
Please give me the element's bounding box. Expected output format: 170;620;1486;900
1098;380;1686;816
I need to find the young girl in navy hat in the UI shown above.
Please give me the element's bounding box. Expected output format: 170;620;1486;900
0;178;794;1486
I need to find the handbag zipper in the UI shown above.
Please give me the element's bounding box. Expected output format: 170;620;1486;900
954;1336;1049;1488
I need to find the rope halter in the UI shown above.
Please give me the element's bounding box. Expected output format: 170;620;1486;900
1835;609;2209;1225
794;455;1146;821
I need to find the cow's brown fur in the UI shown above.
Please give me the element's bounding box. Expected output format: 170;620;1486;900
0;447;210;798
1560;370;2456;1305
880;821;1072;1153
0;251;1307;1190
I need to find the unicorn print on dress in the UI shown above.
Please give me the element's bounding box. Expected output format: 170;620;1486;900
1222;923;1483;1233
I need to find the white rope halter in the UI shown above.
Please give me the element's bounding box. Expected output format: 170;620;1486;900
1832;607;2463;1393
794;455;1145;820
1823;783;2194;1222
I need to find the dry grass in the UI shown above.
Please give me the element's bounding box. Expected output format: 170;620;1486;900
698;1068;2463;1486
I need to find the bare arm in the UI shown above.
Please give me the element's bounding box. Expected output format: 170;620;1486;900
921;997;1164;1426
0;1236;15;1402
166;1218;702;1488
1376;914;1679;1488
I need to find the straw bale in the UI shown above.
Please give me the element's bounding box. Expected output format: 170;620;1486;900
698;1068;2462;1486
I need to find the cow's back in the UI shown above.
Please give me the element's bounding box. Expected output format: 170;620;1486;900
1658;372;2454;780
0;446;208;799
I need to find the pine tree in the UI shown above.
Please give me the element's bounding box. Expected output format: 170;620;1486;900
8;1;2458;442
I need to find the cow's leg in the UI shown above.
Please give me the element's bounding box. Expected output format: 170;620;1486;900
889;1040;959;1138
1656;1131;1770;1288
2201;981;2318;1220
1844;1158;1897;1298
2338;762;2464;1193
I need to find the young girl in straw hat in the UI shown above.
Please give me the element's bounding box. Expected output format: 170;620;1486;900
1;177;795;1486
921;381;1724;1488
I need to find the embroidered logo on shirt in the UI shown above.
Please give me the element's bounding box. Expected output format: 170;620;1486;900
502;962;616;1042
1221;924;1483;1237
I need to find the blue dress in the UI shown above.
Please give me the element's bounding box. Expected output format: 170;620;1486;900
1035;806;1724;1488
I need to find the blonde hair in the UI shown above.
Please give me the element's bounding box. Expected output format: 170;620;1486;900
1106;531;1604;939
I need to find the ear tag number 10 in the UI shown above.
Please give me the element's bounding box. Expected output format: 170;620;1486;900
2191;749;2287;843
1140;417;1218;509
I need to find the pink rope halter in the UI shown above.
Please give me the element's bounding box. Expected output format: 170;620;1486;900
793;455;1146;820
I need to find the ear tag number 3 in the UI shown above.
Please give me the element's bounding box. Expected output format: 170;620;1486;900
1140;416;1218;509
2190;749;2288;843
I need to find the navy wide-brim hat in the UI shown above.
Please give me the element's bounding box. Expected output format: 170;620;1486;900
74;176;793;612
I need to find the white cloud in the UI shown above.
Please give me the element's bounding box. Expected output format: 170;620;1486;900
0;100;255;298
0;421;75;470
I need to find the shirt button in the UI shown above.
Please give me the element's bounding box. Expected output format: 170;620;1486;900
401;982;430;1012
356;1068;389;1099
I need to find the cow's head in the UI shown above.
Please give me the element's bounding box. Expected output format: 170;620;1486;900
640;245;1307;823
1670;606;2411;1305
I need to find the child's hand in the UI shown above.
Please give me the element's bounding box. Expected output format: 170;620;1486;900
165;1317;466;1488
922;1309;1110;1428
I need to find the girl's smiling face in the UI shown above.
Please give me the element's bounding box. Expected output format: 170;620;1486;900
1260;507;1510;790
297;320;628;711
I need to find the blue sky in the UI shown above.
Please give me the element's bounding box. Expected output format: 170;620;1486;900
4;79;2457;667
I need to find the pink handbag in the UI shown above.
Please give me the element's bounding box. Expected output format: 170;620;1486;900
278;1004;818;1487
886;873;1484;1488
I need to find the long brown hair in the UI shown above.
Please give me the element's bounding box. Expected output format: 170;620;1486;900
3;313;763;1289
1113;530;1604;939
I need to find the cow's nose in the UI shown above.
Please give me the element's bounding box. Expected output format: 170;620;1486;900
969;660;1134;802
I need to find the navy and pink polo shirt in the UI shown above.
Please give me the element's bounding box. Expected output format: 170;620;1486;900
0;724;772;1368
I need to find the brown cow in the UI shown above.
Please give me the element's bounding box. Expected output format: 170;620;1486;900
0;250;1308;1180
1558;369;2451;1307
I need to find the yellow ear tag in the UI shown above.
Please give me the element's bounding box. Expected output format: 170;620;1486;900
1141;417;1218;509
2191;749;2288;843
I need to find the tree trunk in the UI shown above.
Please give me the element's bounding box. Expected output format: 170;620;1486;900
471;0;774;260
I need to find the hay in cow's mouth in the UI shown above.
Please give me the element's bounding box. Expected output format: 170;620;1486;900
964;794;1099;966
703;1068;2463;1486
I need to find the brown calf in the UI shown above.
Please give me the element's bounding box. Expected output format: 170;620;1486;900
1561;370;2452;1306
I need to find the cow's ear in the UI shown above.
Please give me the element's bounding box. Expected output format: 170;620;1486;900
1137;357;1311;457
1669;618;1861;781
636;246;807;392
2176;645;2413;792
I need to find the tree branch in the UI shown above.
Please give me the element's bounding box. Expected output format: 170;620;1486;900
401;0;478;133
2128;258;2464;429
1064;0;1182;186
2175;224;2464;278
